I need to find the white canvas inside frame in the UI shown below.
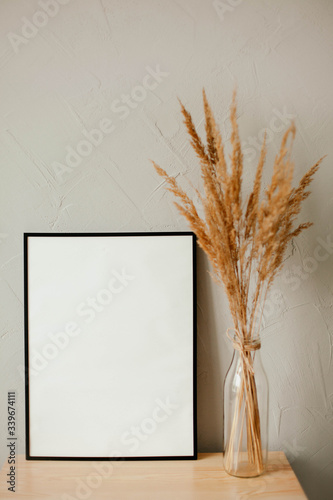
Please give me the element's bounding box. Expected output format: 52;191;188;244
26;234;195;458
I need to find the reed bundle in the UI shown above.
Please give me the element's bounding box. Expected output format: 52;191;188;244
152;90;323;475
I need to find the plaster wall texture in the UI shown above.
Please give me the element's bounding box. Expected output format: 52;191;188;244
1;1;333;498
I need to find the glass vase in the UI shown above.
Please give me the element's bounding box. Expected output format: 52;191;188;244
223;337;268;477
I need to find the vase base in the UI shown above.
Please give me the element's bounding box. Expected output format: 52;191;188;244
224;462;266;478
224;469;265;478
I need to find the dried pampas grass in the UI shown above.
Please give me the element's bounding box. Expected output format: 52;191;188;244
152;90;323;342
151;90;324;476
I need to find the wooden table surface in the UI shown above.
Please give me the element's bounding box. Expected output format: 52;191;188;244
0;452;307;499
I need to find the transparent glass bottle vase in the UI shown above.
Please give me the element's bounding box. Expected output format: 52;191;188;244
223;338;269;477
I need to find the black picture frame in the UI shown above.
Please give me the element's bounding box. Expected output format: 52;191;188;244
24;232;197;461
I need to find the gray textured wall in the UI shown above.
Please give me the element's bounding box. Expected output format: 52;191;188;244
1;1;333;499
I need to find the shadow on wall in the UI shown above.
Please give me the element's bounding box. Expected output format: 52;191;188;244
292;452;333;500
196;246;230;452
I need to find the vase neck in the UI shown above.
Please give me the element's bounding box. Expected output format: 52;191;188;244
229;330;261;353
